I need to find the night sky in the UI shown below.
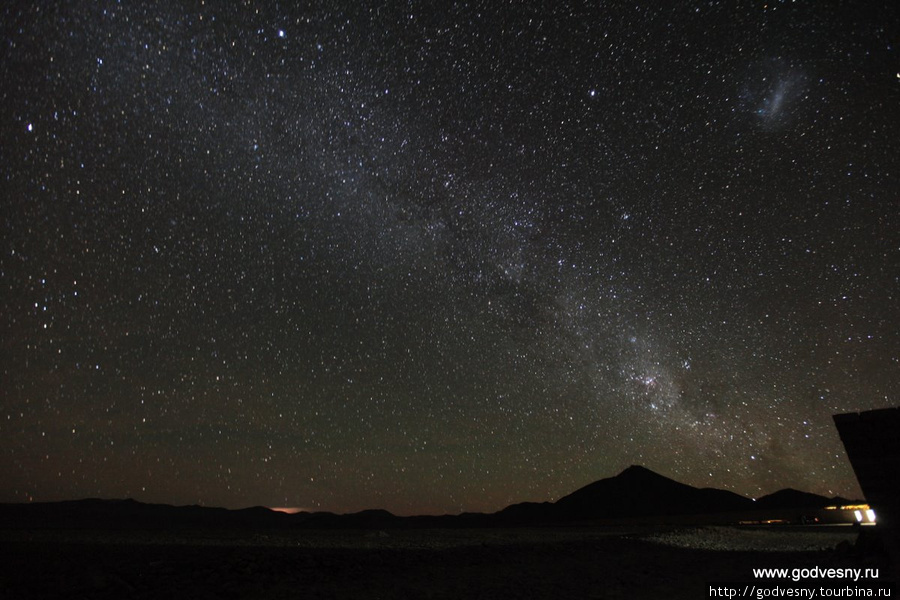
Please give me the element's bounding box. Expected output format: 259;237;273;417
1;1;897;516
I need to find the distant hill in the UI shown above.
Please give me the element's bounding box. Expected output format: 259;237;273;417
0;466;857;530
753;488;836;510
552;465;755;519
0;498;291;530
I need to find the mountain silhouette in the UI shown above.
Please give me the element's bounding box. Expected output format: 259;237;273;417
753;488;837;510
552;465;755;519
0;465;853;530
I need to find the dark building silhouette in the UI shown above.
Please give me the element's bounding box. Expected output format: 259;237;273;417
834;407;900;577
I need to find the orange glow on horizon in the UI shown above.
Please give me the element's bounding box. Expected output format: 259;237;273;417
270;506;307;514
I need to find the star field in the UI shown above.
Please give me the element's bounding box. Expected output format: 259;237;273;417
1;1;897;515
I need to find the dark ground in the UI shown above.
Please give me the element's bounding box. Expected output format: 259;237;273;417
0;526;893;599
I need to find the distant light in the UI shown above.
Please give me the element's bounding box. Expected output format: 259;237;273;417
270;506;304;514
278;29;285;38
848;505;876;523
27;123;33;132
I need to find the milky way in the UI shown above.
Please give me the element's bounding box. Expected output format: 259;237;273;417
1;1;897;515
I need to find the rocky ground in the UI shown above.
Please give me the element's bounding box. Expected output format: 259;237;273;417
639;525;867;552
0;525;891;599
